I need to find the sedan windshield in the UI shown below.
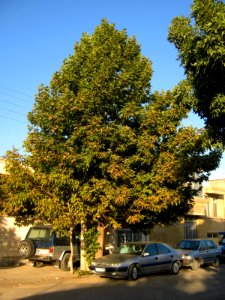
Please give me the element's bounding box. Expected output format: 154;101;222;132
177;240;200;250
115;244;145;255
220;237;225;243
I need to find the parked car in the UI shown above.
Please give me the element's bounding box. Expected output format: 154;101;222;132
89;241;182;280
176;239;222;270
18;225;80;271
219;232;225;261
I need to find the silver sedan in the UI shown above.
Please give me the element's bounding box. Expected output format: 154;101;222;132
89;241;182;280
176;239;222;270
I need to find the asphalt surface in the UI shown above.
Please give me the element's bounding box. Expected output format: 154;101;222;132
1;263;225;300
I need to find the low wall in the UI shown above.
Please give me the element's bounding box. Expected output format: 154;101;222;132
0;216;29;267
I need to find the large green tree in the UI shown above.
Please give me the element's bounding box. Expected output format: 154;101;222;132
168;0;225;144
0;20;222;269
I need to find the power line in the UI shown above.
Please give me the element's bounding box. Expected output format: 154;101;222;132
0;91;33;105
0;114;27;124
0;84;33;98
0;85;33;125
0;107;27;117
0;98;30;110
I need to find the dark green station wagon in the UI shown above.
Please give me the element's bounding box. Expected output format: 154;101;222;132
18;225;80;271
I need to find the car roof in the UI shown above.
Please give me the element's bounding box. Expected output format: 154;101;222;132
126;241;149;245
179;239;207;242
30;225;52;229
125;241;167;246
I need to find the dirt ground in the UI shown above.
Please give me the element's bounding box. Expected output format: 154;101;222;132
0;261;93;296
1;261;225;300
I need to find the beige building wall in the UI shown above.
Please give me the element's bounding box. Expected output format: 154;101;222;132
196;217;225;239
205;179;225;194
149;216;225;247
0;216;29;266
150;222;184;247
150;179;225;246
0;158;30;266
0;158;7;174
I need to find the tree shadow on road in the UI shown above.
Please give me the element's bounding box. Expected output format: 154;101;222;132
20;265;225;300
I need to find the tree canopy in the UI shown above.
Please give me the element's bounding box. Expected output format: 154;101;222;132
0;20;223;263
168;0;225;144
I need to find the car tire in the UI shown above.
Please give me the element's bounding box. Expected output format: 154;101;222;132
60;253;71;272
191;259;200;271
18;239;36;259
212;256;220;268
171;261;181;275
128;265;138;281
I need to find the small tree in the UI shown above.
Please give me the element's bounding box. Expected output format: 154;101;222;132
0;20;222;271
168;0;225;144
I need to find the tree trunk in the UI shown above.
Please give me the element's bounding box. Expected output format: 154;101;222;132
80;222;89;271
95;225;105;258
69;226;74;274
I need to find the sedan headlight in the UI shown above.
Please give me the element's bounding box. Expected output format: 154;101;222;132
181;254;192;260
111;263;121;267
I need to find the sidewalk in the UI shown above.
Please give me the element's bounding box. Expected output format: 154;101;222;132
0;263;94;299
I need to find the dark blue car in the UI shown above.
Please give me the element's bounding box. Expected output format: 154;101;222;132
18;225;80;271
219;232;225;260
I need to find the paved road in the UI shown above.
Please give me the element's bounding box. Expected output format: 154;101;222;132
1;264;225;300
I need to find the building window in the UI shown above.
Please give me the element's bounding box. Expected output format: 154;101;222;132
207;232;219;238
184;221;197;239
117;229;142;246
205;202;210;217
213;200;218;217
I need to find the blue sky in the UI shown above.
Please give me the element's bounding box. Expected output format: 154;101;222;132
0;0;224;179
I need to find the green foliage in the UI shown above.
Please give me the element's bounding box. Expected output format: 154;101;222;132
0;19;223;260
83;227;100;264
0;150;37;219
168;0;225;144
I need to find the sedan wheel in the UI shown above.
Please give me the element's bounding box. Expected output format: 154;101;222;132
128;265;138;281
171;261;181;275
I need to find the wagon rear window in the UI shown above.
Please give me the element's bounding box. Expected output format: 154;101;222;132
27;228;52;239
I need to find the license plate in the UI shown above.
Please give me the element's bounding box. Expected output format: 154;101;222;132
35;249;50;255
95;267;106;272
